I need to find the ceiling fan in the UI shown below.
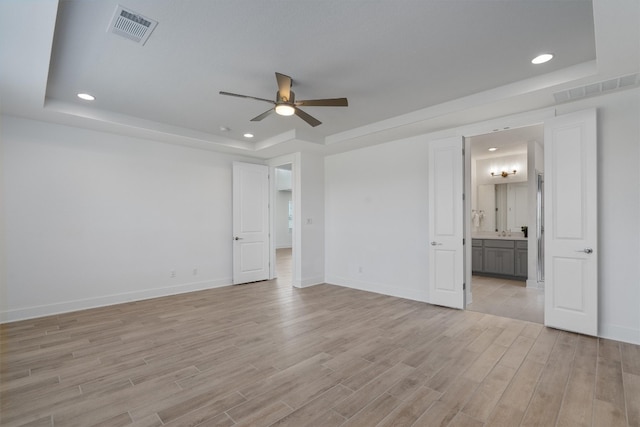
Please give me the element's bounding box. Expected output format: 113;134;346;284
219;72;348;127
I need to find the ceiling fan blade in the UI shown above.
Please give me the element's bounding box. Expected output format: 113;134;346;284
275;72;292;102
296;98;348;107
250;108;275;122
219;91;275;104
294;107;322;127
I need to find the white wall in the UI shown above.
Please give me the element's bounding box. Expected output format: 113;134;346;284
1;116;260;322
325;136;430;301
275;189;292;248
475;153;527;185
325;88;640;345
295;152;325;287
275;168;292;249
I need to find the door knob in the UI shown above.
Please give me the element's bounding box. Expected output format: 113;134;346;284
576;248;593;254
430;241;442;246
234;237;243;241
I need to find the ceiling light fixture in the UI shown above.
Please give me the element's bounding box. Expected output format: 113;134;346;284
243;133;254;138
491;169;517;178
531;53;553;65
77;93;95;101
275;104;295;116
488;147;498;152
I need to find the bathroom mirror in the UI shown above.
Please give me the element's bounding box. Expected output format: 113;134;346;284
476;183;528;232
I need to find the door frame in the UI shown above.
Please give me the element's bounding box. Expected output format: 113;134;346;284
459;108;555;305
267;154;299;286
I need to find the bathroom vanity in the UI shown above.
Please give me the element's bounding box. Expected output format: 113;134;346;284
472;236;527;280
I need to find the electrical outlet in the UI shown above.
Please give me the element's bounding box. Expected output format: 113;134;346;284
193;268;198;276
170;270;176;278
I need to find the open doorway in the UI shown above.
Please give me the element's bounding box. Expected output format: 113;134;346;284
465;125;545;323
273;163;293;286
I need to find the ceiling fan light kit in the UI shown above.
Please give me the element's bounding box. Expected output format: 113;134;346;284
275;104;295;116
220;72;348;127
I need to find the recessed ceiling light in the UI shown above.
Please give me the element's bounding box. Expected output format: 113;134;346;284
220;126;230;132
488;147;498;152
77;93;95;101
243;133;254;138
531;53;553;65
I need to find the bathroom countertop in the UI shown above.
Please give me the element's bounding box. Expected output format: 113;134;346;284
472;233;528;241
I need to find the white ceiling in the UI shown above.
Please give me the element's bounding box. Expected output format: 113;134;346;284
469;124;543;160
1;0;638;159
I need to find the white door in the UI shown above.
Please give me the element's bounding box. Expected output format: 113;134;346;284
544;109;597;336
428;136;465;309
233;162;270;284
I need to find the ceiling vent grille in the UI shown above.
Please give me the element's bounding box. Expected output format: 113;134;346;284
108;5;158;45
553;73;639;104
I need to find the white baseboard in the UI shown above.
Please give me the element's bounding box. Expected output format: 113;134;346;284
0;278;232;324
325;275;428;303
293;275;324;288
599;323;640;346
526;279;544;289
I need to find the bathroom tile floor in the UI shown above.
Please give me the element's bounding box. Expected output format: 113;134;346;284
467;275;544;324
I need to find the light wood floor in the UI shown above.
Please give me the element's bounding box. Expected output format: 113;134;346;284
1;251;639;426
467;276;544;324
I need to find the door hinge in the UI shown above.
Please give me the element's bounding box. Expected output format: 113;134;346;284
462;193;465;201
463;282;466;290
463;238;465;245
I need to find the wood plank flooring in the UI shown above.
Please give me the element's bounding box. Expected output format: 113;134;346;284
1;250;639;426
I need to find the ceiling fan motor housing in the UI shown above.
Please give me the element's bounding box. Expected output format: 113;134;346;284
277;90;294;104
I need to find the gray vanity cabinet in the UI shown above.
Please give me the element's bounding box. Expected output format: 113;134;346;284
483;240;515;276
514;241;528;278
472;238;527;280
472;240;483;272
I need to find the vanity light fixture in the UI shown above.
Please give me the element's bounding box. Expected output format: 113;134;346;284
491;169;517;178
243;133;254;138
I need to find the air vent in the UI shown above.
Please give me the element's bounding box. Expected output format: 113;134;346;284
553;73;640;104
108;5;158;45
